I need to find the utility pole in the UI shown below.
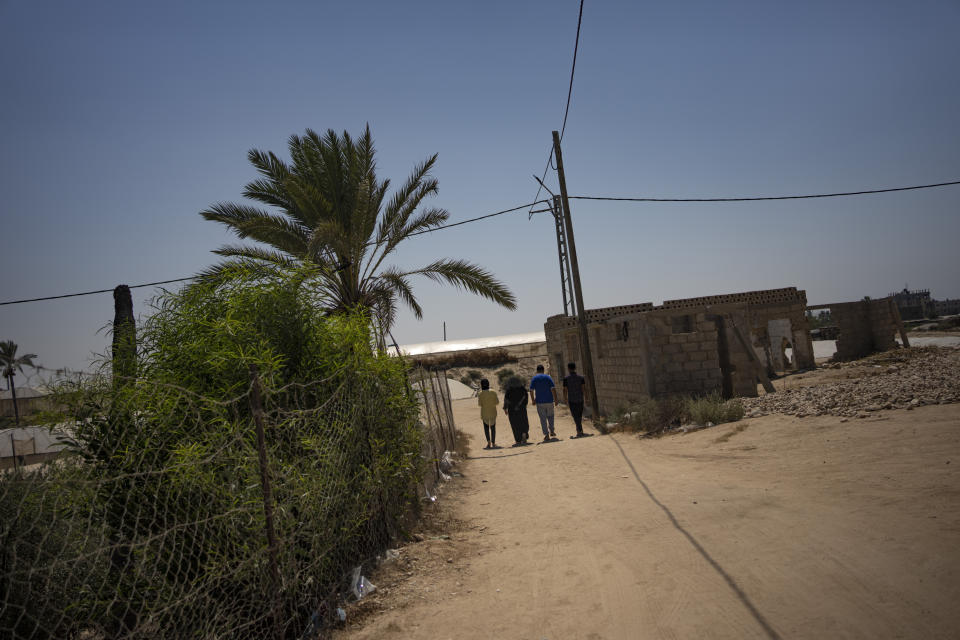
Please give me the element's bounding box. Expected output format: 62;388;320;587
552;130;600;421
443;321;447;341
553;195;577;316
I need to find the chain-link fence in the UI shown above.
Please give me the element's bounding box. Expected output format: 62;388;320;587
0;362;457;639
411;367;458;501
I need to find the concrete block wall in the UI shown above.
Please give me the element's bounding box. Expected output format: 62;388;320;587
589;316;651;411
662;287;814;370
545;287;816;411
829;298;899;360
546;310;727;413
546;314;651;412
746;301;815;370
662;287;804;309
643;310;724;398
725;312;762;397
545;302;655;332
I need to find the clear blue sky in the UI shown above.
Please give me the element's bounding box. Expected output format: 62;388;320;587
2;0;959;383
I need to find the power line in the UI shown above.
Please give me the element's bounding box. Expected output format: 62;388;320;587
560;0;585;142
3;177;958;307
407;201;546;238
569;179;960;203
0;200;548;307
530;0;586;216
0;277;196;306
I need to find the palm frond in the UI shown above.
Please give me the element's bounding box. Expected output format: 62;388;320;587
247;148;291;182
212;244;299;267
399;206;449;238
201;203;310;256
401;259;517;310
375;154;438;246
192;257;295;286
242;178;292;210
376;269;424;319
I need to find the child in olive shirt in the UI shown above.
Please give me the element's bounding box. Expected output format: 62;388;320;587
477;379;499;449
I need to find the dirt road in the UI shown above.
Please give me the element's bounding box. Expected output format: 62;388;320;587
336;399;960;639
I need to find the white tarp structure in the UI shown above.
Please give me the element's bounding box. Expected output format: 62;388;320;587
413;378;476;401
444;379;476;400
398;331;544;357
0;425;69;458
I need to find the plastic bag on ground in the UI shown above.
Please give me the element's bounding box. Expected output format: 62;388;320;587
349;565;377;600
439;450;455;472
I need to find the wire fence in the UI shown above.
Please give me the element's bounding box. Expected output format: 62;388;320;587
412;367;459;502
0;364;458;639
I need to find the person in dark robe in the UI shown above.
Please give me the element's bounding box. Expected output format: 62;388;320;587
502;376;530;446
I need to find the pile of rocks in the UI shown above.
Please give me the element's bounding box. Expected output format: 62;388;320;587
742;347;960;419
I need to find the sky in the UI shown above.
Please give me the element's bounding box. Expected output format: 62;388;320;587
1;0;959;385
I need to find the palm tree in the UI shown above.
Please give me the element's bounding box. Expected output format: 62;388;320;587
1;340;37;426
198;126;516;338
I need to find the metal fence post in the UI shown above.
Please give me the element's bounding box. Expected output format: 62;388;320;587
435;369;456;448
248;364;283;640
427;370;449;451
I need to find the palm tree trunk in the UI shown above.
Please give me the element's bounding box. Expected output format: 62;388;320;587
112;284;137;387
8;374;19;426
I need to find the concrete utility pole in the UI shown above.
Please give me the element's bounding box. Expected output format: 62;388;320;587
553;195;577;317
552;130;600;421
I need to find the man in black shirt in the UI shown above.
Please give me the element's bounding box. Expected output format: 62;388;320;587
562;362;588;437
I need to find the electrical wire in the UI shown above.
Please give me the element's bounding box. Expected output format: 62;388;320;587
0;277;196;306
560;0;585;142
530;0;586;216
568;180;960;203
0;200;549;306
3;177;958;307
407;201;546;238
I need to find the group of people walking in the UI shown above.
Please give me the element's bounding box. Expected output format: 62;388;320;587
476;362;589;449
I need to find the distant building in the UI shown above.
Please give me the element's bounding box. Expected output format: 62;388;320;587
889;288;959;320
935;298;960;317
889;288;933;320
0;386;54;418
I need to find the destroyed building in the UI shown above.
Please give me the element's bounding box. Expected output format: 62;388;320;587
544;287;909;413
544;288;814;411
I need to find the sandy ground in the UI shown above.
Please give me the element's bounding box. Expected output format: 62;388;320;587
335;394;960;639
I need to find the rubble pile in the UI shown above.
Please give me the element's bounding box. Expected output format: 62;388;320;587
742;347;960;419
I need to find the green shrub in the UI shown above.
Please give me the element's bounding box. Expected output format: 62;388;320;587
412;348;517;369
615;397;660;431
685;392;745;426
460;375;473;386
467;369;483;381
1;268;424;638
613;395;687;435
611;392;742;434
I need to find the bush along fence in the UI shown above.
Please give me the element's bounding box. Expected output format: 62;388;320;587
1;271;463;639
0;361;457;639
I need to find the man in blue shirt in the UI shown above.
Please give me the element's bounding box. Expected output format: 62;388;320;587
529;364;559;441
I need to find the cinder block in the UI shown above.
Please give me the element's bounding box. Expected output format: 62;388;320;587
683;360;702;371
